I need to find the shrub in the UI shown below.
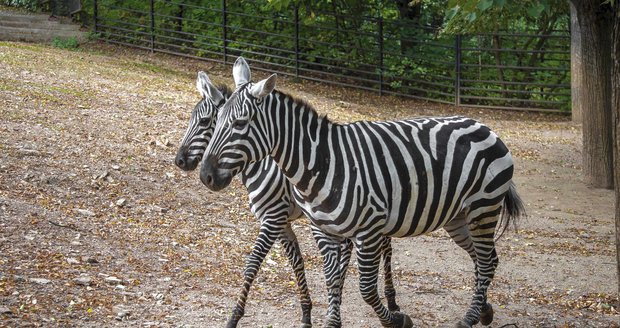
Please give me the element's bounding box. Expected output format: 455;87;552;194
51;36;79;49
1;0;39;11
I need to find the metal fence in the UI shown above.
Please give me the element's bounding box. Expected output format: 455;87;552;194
90;0;571;112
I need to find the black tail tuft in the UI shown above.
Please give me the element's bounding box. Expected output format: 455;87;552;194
496;182;526;240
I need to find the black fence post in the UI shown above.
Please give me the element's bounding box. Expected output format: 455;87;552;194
150;0;155;52
222;0;228;64
294;5;300;77
93;0;98;34
454;34;462;107
378;17;384;96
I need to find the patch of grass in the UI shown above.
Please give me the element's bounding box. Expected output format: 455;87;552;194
0;79;13;91
48;85;93;100
51;37;79;50
0;41;45;52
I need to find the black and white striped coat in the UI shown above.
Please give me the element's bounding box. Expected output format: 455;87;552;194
200;57;525;328
176;72;399;328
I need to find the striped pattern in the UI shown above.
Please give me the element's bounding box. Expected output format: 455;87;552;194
200;57;525;328
176;72;399;328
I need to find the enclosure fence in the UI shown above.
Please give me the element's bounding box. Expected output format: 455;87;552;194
90;0;571;112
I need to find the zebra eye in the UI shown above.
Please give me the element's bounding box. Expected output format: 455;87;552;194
199;117;210;125
233;119;247;129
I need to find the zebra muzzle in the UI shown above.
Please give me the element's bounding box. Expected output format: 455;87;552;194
175;147;201;171
200;155;233;191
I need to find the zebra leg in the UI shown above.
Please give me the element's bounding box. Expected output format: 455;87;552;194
356;236;412;328
311;226;345;328
444;215;478;285
381;237;400;312
226;226;280;328
455;210;501;328
280;224;313;328
337;239;353;302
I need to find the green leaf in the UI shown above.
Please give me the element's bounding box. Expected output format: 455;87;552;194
477;0;494;12
445;6;460;20
494;0;506;8
466;11;477;22
527;3;546;18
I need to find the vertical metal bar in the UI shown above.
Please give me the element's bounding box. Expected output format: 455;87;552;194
222;0;228;64
93;0;98;34
378;17;384;96
455;34;462;106
294;5;300;77
150;0;155;52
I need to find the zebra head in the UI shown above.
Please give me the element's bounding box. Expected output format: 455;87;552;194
175;71;229;171
200;57;277;191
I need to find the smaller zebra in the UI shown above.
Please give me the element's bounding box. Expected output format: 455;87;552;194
175;72;400;327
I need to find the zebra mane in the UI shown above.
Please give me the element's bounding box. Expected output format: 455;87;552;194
274;88;330;122
217;84;233;98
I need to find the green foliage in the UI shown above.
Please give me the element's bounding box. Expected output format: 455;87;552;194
51;36;79;50
443;0;568;34
1;0;38;11
85;0;571;111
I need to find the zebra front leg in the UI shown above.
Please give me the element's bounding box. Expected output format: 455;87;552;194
226;226;280;328
311;227;345;328
356;236;413;328
381;237;400;312
280;224;313;328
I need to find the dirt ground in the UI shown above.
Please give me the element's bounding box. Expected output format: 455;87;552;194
0;40;617;328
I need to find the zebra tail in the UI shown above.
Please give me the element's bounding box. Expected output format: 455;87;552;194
496;182;526;240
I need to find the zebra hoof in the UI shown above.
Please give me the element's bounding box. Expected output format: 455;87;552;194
479;303;494;326
225;321;239;328
392;312;413;328
388;303;401;312
300;324;312;328
322;321;341;328
454;320;471;328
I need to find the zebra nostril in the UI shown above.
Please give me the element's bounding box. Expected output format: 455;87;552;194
175;157;185;168
205;174;213;186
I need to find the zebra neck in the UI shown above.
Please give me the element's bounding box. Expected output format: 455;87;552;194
267;91;334;195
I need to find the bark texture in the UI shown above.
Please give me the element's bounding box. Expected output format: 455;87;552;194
612;0;620;305
571;0;614;189
570;1;582;123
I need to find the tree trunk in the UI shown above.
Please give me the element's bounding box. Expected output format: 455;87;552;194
571;0;614;189
611;0;620;304
394;0;421;54
570;1;582;123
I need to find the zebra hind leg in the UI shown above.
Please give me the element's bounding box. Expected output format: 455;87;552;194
337;239;353;303
280;225;313;328
456;209;502;328
381;237;400;312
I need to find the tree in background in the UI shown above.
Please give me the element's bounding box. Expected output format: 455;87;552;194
569;0;614;190
612;0;620;302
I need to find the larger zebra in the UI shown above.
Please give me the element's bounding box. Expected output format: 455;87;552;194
199;57;525;328
175;71;401;328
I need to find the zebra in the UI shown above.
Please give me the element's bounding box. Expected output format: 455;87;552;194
199;57;526;328
175;71;401;327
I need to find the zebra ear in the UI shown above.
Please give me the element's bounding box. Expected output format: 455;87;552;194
233;57;251;88
196;71;224;104
249;74;277;98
